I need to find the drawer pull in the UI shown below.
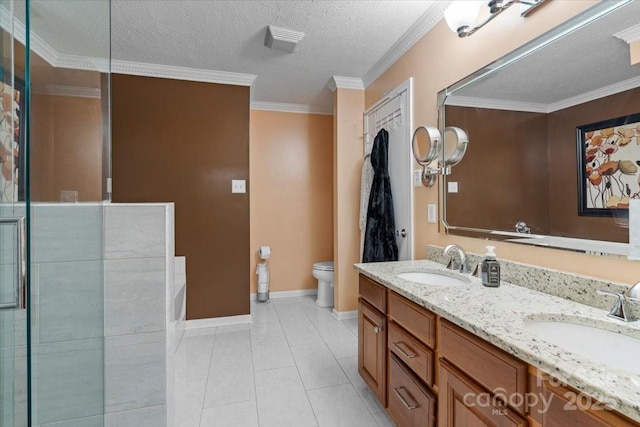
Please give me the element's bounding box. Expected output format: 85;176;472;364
393;386;417;410
373;326;381;333
393;342;416;359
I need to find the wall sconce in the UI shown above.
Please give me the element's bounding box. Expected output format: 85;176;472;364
444;0;547;38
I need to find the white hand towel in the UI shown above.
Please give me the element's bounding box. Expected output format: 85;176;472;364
359;154;374;230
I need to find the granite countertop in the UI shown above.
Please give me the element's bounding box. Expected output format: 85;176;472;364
354;259;640;423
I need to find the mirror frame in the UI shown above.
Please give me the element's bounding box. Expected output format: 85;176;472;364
438;0;633;259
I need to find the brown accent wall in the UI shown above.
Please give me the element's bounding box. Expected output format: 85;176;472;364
249;110;333;294
30;94;103;201
111;74;250;319
547;88;640;243
445;106;549;234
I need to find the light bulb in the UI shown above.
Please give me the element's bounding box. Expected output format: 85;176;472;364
444;1;483;36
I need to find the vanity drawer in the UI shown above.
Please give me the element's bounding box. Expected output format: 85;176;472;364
359;274;386;313
388;322;434;387
388;353;436;427
388;292;436;349
440;319;527;415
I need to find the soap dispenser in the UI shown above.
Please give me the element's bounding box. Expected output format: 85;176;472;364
481;245;500;287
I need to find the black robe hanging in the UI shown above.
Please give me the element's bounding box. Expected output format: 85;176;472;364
363;129;399;263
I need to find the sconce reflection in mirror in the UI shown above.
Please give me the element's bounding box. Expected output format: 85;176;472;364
442;126;469;175
412;126;441;187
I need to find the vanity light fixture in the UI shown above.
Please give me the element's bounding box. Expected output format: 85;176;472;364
444;0;548;38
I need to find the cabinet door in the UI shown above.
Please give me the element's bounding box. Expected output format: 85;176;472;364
539;380;638;427
358;298;387;406
439;361;528;427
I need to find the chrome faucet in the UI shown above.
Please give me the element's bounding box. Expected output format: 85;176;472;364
443;244;468;274
597;282;640;322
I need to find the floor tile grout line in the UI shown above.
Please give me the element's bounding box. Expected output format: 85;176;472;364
272;297;322;427
302;295;382;426
248;302;261;427
196;330;216;427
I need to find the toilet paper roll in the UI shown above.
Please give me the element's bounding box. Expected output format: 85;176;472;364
259;245;271;259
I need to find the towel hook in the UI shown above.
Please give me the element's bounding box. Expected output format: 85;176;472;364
395;110;402;127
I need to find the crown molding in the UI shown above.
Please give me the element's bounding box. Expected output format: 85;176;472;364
362;1;450;87
32;84;101;98
447;75;640;114
57;54;110;73
111;60;256;86
250;101;332;115
613;23;640;43
546;75;640;112
327;76;365;92
0;6;60;67
445;95;548;113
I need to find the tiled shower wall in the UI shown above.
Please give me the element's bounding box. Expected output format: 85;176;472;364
31;204;105;427
0;204;27;427
104;203;176;427
1;203;178;426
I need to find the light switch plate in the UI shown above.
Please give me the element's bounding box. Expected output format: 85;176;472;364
413;170;422;187
427;204;437;223
231;180;246;193
447;182;458;193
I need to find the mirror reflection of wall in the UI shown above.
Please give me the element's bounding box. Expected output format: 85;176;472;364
441;1;640;250
8;0;110;202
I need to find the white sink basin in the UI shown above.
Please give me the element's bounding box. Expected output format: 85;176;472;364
396;271;470;286
525;320;640;375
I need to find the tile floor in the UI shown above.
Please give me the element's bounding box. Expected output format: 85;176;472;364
175;295;396;427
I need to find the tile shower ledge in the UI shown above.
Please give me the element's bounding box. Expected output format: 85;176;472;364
354;260;640;423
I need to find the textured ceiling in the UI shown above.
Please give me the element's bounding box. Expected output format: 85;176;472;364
452;1;640;106
108;0;439;110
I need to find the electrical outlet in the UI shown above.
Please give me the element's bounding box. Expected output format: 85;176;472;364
231;180;246;193
427;204;437;223
447;181;458;193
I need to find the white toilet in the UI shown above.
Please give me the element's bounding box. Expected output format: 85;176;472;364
312;261;334;307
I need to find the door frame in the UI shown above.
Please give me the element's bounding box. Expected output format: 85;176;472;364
363;78;414;260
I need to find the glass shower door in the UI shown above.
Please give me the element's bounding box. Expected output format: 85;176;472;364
28;0;110;425
1;1;29;425
2;0;111;425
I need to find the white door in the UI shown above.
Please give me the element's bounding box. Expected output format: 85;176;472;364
364;79;413;261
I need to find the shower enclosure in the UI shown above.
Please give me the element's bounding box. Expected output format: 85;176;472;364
1;0;110;425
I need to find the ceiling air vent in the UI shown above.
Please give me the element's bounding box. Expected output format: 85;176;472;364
264;25;305;53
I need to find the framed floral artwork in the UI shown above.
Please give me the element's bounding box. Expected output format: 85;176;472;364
577;113;640;217
0;76;25;202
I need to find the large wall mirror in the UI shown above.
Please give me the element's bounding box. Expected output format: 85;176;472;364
439;0;640;258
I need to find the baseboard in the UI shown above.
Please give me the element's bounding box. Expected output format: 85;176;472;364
250;289;317;301
185;314;252;329
331;309;358;320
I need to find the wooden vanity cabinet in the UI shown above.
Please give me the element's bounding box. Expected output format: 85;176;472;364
439;360;527;427
389;353;437;427
358;275;387;406
528;368;639;427
386;288;438;427
357;274;640;427
438;319;528;427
